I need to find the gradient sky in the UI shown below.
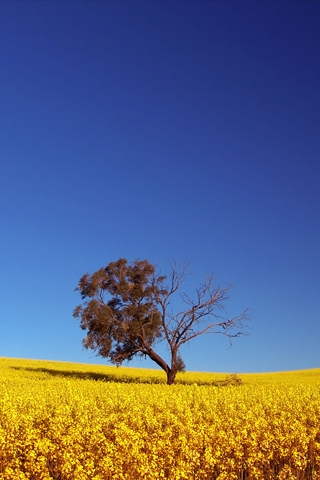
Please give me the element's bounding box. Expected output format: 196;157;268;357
1;0;319;373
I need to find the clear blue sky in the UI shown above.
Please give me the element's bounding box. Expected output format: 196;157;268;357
1;1;319;373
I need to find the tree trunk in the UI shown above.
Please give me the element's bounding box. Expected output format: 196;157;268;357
141;343;177;385
144;345;172;380
166;369;177;385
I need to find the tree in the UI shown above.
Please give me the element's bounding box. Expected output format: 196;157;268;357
73;258;249;385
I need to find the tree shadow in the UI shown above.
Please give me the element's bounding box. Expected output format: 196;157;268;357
10;366;163;384
9;366;242;387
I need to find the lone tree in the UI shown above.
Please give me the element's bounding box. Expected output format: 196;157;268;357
73;258;249;385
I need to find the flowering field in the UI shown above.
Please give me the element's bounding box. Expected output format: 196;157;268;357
0;358;320;479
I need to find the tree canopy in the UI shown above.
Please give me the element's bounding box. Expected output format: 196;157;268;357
74;258;249;384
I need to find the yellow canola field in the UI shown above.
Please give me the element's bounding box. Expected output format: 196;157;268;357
0;358;320;480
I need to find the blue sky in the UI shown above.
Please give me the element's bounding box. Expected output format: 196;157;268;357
1;0;319;373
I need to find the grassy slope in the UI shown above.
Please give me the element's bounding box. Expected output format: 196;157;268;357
1;356;319;386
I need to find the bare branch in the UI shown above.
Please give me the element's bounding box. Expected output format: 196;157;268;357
178;309;250;346
74;258;250;385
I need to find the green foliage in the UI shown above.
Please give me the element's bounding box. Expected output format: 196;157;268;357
176;353;186;373
73;259;167;365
